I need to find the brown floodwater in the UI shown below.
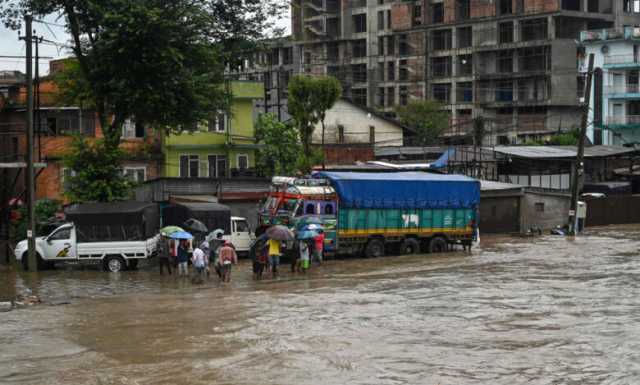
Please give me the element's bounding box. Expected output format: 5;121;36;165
1;226;640;385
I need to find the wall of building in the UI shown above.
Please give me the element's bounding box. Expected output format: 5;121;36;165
521;190;571;230
310;99;403;145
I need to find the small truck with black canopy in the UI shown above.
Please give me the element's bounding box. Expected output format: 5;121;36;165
15;201;160;272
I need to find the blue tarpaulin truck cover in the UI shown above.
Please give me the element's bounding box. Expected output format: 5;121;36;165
315;171;480;209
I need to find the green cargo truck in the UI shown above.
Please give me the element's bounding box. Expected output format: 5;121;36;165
315;171;480;257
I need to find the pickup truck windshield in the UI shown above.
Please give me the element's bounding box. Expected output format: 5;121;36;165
49;228;71;240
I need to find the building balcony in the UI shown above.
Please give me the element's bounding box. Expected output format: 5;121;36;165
580;27;640;43
603;55;640;69
605;85;640;98
605;115;640;128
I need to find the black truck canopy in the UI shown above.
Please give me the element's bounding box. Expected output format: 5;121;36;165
162;202;231;234
65;201;159;241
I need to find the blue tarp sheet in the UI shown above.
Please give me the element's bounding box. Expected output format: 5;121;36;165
315;171;480;209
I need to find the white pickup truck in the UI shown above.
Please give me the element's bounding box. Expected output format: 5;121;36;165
15;223;159;272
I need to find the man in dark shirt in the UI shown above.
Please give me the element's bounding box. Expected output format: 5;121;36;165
177;240;189;276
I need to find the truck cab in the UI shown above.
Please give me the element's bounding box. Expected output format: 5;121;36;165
223;216;254;253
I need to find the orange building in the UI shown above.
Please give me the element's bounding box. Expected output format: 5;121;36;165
0;60;161;203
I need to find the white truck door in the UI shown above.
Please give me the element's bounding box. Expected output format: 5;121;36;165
42;226;76;260
231;218;253;252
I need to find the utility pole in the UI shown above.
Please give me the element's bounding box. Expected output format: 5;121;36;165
569;53;594;236
276;67;282;121
23;15;37;271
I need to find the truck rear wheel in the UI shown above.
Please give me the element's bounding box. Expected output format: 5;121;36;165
364;239;385;258
104;255;125;272
399;238;420;255
428;236;448;254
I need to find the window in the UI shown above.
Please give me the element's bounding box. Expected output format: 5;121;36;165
457;82;473;102
387;86;395;106
324;204;334;215
499;22;514;43
456;0;470;20
431;3;444;23
399;85;408;105
352;64;367;83
237;154;249;171
399;60;409;81
521;18;548;41
180;155;200;178
353;14;367;33
386;10;391;29
432;29;452;51
378;10;384;30
209;112;226;132
431;56;452;77
399;34;411;56
498;51;513;73
61;168;76;192
387;35;395;56
338;125;345;143
457;27;472;48
378;36;384;56
535;202;545;212
123;167;146;182
369;126;375;144
377;87;386;107
282;47;293;65
208;155;227;178
121;119;143;138
432;83;451;103
498;0;512;14
352;39;367;58
235;220;249;233
496;81;513;102
352;88;368;106
413;5;422;26
305;203;315;214
327;43;339;62
520;46;549;72
49;228;71;240
457;54;472;76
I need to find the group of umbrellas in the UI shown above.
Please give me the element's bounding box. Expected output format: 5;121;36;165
160;218;212;240
264;216;324;242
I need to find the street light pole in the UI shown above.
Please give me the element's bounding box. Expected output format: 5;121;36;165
24;15;37;271
569;53;594;236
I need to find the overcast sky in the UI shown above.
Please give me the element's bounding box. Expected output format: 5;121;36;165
0;12;290;74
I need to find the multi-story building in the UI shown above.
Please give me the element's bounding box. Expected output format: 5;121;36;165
279;0;640;145
161;81;264;178
582;25;640;146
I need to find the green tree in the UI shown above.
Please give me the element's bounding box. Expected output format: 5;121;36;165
395;100;449;148
288;75;319;156
1;0;284;200
12;199;60;240
63;136;131;202
255;113;303;177
312;76;342;168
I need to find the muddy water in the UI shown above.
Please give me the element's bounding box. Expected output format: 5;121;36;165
2;226;640;385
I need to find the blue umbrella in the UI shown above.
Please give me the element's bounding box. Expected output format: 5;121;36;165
297;230;319;240
169;231;193;240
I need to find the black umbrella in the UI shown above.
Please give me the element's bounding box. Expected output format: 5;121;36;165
183;218;208;233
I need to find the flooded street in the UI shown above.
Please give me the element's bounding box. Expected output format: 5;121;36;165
2;226;640;385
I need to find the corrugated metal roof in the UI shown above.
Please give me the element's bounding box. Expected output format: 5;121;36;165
486;145;637;159
480;180;524;192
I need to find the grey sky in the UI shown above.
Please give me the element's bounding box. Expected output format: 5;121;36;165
0;12;291;74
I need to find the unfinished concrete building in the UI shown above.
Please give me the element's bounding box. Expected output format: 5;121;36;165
425;0;640;145
246;0;640;145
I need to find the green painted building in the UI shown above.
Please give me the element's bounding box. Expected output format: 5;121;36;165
162;81;263;178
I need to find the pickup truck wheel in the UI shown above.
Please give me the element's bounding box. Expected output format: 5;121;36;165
364;239;385;258
104;256;125;272
429;236;448;254
400;238;420;255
